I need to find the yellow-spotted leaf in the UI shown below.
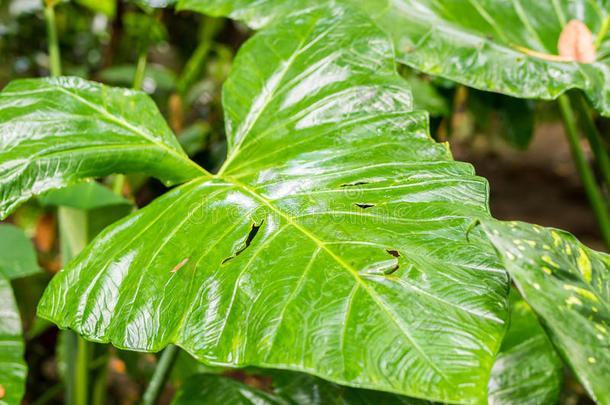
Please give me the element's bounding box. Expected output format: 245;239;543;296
481;220;610;404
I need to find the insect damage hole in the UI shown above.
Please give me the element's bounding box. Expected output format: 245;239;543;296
339;181;369;187
355;203;375;209
221;220;265;265
385;249;401;258
385;264;400;275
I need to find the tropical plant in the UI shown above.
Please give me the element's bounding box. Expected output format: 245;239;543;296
0;1;608;405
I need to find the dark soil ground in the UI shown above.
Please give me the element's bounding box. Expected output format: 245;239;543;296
451;122;605;252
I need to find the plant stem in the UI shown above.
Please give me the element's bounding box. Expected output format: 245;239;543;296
595;15;610;50
44;1;61;78
133;48;148;91
75;337;90;405
113;44;150;194
571;93;610;191
141;344;179;405
90;350;110;405
558;95;610;249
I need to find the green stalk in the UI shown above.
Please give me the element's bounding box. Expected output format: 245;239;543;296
57;208;91;405
572;93;610;191
558;95;610;249
90;348;110;405
141;344;179;405
113;44;149;194
133;48;148;92
43;1;61;77
74;337;90;405
595;15;610;50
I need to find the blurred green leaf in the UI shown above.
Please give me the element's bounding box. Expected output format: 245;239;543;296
74;0;116;17
39;181;130;211
98;64;176;92
468;91;535;150
404;74;449;117
172;372;429;405
0;275;27;405
488;290;563;404
177;123;211;156
0;224;40;280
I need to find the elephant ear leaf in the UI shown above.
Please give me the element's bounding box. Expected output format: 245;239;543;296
0;76;207;218
481;220;610;404
360;0;610;116
488;289;563;405
37;5;509;404
0;277;27;405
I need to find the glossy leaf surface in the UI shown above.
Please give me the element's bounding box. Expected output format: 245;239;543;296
0;76;206;218
38;6;509;403
172;372;430;405
360;0;610;116
488;290;563;405
177;0;610;116
482;220;610;404
0;224;40;280
0;276;27;405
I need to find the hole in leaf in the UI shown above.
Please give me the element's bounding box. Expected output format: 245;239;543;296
355;203;375;209
221;220;264;265
386;249;401;257
385;264;400;275
340;181;369;187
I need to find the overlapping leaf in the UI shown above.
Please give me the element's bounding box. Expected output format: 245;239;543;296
481;221;610;404
358;0;610;116
36;6;510;403
0;276;26;405
173;372;430;404
39;181;131;211
0;76;206;218
176;0;610;116
488;290;563;405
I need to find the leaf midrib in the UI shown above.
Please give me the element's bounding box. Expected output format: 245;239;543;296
219;174;452;384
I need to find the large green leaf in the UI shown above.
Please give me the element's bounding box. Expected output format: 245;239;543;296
36;6;509;403
487;290;563;405
481;220;610;404
177;0;610;116
172;372;429;404
0;276;27;405
358;0;610;116
0;224;40;280
0;76;207;218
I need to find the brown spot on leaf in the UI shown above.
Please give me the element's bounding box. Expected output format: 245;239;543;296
558;20;596;63
170;257;189;273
